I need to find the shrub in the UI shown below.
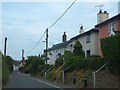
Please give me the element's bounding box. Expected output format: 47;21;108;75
101;35;120;75
64;56;104;73
3;56;13;73
25;56;45;74
2;54;13;85
87;55;101;58
55;55;63;68
73;40;85;57
2;60;9;84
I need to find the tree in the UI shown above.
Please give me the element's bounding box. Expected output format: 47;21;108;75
25;56;45;74
73;40;85;58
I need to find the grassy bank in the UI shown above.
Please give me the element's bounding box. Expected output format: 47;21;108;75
44;68;119;88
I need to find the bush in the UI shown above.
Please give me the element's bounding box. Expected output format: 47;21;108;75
2;56;13;73
101;35;120;75
55;55;63;68
64;56;104;73
87;55;101;58
2;54;13;85
73;40;85;57
2;58;9;84
25;56;45;75
24;67;30;74
73;57;104;70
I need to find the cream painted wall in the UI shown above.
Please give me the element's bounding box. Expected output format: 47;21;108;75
47;31;99;65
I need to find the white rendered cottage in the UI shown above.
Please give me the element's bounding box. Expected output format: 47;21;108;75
47;27;99;65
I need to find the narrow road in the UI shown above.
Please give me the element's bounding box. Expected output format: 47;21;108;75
3;71;68;89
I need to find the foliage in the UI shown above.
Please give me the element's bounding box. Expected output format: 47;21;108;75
87;55;101;58
4;56;13;72
76;69;87;81
73;40;85;57
25;56;45;75
2;53;13;85
46;68;57;81
101;35;120;75
54;55;63;68
64;51;73;61
64;56;104;73
74;58;104;70
2;60;9;84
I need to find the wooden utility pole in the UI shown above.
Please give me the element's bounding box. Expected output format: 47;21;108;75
4;37;7;56
45;28;48;64
22;49;25;66
22;49;24;60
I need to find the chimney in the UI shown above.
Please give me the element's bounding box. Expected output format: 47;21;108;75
97;9;109;24
79;25;84;34
62;32;67;43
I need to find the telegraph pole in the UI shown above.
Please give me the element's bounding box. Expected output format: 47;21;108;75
22;49;25;66
22;49;24;60
45;28;48;65
4;37;7;57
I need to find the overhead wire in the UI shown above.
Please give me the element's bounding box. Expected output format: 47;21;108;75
48;0;77;29
26;0;77;54
26;31;46;54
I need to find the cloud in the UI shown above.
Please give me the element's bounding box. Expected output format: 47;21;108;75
1;0;120;2
2;1;119;60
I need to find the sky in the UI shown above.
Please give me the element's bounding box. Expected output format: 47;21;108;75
0;0;120;60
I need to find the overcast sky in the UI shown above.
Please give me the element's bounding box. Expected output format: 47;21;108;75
0;0;119;60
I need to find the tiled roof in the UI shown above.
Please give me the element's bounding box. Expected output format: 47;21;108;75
48;27;98;51
70;27;98;41
48;40;72;51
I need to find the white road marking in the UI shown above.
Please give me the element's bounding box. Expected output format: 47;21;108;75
17;71;64;90
32;78;64;90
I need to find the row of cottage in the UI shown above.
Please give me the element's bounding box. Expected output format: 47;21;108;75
45;8;120;65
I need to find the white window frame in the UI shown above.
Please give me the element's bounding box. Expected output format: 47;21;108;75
108;21;116;36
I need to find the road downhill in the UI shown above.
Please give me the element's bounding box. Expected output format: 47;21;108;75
3;71;69;90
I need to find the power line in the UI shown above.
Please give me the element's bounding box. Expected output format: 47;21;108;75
26;31;46;53
48;0;77;29
26;0;77;54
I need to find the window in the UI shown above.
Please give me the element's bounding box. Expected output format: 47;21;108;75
86;50;90;57
70;44;73;47
49;51;52;55
58;53;61;56
86;33;90;43
108;21;116;36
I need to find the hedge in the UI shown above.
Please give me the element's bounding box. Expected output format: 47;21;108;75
64;57;104;73
2;55;13;85
2;60;9;84
74;58;104;70
101;35;120;74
